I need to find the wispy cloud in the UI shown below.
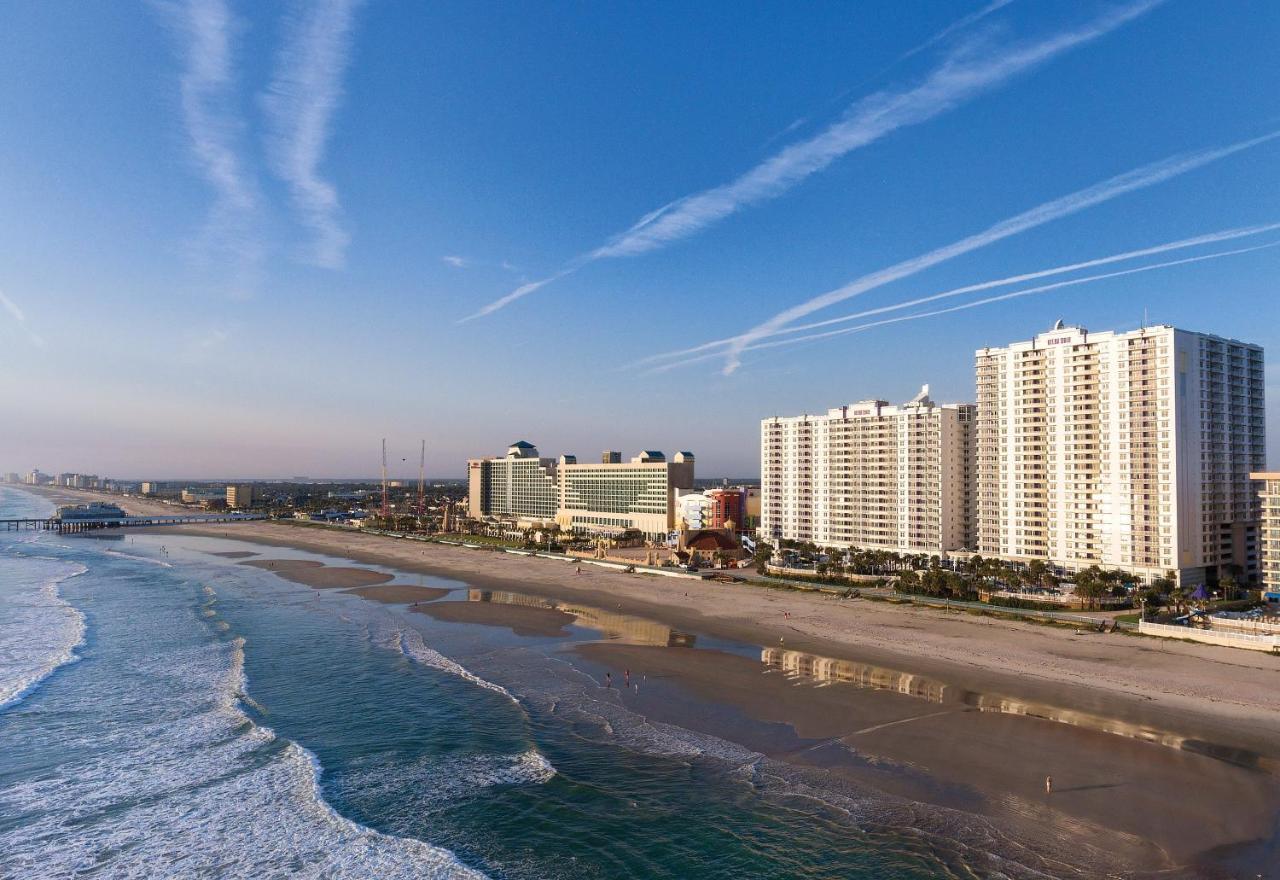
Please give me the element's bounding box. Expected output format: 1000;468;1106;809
638;218;1280;369
160;0;262;294
0;289;46;348
642;242;1280;374
710;131;1280;374
262;0;362;269
465;0;1161;320
441;255;470;269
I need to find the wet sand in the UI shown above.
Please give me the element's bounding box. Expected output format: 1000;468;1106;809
208;550;258;559
576;642;1280;872
239;558;393;589
343;584;451;604
145;520;1280;757
413;601;576;637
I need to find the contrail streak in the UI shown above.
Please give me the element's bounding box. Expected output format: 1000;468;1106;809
643;241;1279;374
718;130;1280;374
463;0;1161;321
634;220;1280;367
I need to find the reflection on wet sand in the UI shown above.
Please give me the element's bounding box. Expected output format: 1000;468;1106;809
763;647;1271;772
462;586;1269;774
466;589;697;647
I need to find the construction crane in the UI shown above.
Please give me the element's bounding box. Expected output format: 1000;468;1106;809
380;438;389;520
416;439;426;521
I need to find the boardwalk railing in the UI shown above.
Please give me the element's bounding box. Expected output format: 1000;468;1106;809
1138;620;1280;652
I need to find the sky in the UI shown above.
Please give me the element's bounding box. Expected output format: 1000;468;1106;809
0;0;1277;479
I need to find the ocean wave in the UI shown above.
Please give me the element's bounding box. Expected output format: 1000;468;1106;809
384;628;519;705
0;625;489;879
332;749;557;827
101;548;173;567
0;558;88;711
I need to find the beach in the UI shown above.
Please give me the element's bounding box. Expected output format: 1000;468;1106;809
31;487;1280;875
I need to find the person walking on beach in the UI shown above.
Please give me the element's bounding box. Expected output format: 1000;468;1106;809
1044;775;1053;794
624;668;630;687
605;672;612;688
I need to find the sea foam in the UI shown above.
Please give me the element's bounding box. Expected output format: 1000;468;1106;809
0;556;87;711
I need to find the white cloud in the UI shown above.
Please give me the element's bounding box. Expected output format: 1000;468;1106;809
160;0;262;293
262;0;362;269
467;0;1162;318
441;255;469;269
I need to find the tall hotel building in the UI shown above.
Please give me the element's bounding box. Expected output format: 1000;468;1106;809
760;386;976;555
468;443;695;536
467;441;561;526
976;323;1264;584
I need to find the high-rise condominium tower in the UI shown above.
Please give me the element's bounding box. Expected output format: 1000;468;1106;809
760;386;975;555
975;322;1264;584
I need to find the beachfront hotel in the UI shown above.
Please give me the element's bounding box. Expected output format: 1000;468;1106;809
1250;473;1280;602
467;441;561;526
467;443;696;536
555;451;695;536
976;322;1265;585
760;386;976;555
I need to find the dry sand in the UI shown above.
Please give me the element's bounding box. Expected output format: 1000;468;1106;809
413;601;575;637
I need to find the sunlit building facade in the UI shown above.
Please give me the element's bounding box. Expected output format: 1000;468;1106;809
976;323;1264;584
760;386;976;555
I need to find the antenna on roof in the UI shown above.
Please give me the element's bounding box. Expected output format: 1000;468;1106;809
1052;318;1065;331
1143;306;1149;329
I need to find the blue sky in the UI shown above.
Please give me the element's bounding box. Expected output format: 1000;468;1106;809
1;0;1277;479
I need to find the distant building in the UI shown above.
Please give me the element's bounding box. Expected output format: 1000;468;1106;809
977;323;1264;584
226;484;257;509
676;487;747;532
761;386;975;555
3;473;19;484
140;482;161;496
182;488;226;505
601;451;622;464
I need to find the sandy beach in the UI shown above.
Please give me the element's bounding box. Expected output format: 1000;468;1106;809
140;519;1280;749
29;487;1280;873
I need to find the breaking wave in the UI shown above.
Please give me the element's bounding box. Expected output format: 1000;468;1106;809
0;556;87;711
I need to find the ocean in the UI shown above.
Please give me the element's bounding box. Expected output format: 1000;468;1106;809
0;485;1228;878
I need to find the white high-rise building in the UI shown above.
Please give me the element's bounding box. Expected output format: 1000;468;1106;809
760;386;976;555
976;322;1264;585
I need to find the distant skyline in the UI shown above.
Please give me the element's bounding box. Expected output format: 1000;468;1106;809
1;1;1277;477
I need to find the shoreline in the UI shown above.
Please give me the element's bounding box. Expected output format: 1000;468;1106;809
19;486;1280;874
152;519;1280;753
23;488;1280;752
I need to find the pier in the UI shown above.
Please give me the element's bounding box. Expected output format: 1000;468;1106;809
1;513;267;534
